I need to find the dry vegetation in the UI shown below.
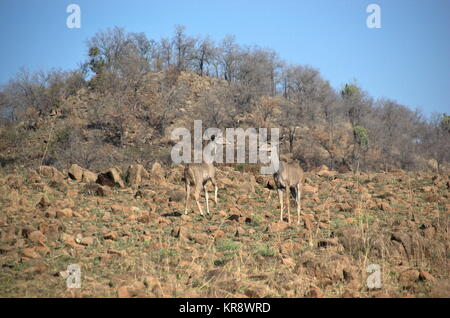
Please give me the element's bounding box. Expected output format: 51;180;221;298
0;25;449;298
0;164;448;297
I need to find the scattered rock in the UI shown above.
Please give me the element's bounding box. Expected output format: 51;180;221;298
80;237;95;246
37;166;65;180
22;247;40;259
126;164;149;187
104;232;118;240
419;270;435;282
188;233;209;245
68;164;84;181
36;196;51;210
169;190;185;202
399;269;420;287
97;168;125;188
28;230;46;245
117;286;130;298
82;183;111;197
306;286;323;298
81;169;98;183
302;214;314;230
270;220;290;232
56;208;73;219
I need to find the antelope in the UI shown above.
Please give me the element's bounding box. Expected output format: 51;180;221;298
184;134;228;216
260;141;304;224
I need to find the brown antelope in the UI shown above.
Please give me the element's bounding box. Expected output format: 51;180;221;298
260;141;304;224
184;134;228;216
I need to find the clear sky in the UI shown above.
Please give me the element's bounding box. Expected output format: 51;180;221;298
0;0;449;116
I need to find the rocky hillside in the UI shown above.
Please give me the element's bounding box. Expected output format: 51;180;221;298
0;164;448;297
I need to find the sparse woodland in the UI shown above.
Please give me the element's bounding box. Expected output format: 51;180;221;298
0;25;449;173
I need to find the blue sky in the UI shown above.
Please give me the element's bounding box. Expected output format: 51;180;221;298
0;0;449;116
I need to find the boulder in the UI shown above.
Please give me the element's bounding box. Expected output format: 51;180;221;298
68;164;84;181
81;169;98;183
97;168;125;188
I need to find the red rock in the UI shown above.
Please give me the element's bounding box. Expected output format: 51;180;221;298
419;270;435;282
188;233;209;244
22;247;40;259
56;208;73;218
118;286;130;298
399;269;420;286
104;232;118;240
28;230;46;245
271;220;290;232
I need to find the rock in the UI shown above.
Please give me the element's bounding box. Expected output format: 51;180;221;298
128;281;147;297
317;165;336;178
151;162;164;177
82;183;111;197
270;221;290;232
306;286;323;298
302;214;314;230
68;164;84;181
37;165;65;180
0;245;15;253
24;263;48;274
303;253;351;286
419;270;435;282
213;230;225;240
80;237;95;246
56;208;73;219
188;233;209;245
240;182;255;194
97;168;125;188
429;279;450;297
317;238;339;248
118;286;130;298
244;284;267;298
399;269;420;286
36;196;51;210
108;249;126;257
372;291;391;298
171;226;188;240
302;184;318;194
28;231;46;245
104;232;118;240
81;169;98;183
111;204;131;215
379;202;392;212
48;178;68;192
126;164;149;187
281;257;295;267
45;209;56;218
169;190;185;202
60;233;85;249
34;245;50;256
22;247;40;259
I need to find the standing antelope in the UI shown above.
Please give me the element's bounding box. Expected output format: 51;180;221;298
184;134;228;216
260;142;304;224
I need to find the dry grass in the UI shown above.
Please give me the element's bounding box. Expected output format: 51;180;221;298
0;165;448;298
